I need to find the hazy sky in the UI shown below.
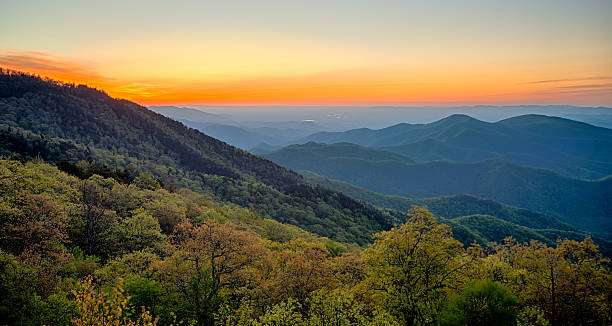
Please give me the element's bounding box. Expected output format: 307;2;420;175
1;0;611;106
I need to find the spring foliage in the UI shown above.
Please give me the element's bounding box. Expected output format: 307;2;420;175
0;159;610;325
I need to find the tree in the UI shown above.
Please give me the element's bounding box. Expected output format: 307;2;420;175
79;178;116;255
363;206;474;326
307;288;368;326
3;192;71;297
438;280;518;326
484;237;612;326
255;298;304;326
144;197;186;234
94;251;159;289
0;250;41;324
118;208;166;255
273;247;337;309
4;192;69;259
71;276;157;326
124;276;163;317
157;220;266;325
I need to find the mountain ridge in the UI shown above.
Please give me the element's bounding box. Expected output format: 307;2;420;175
0;70;396;244
264;142;612;232
300;113;612;179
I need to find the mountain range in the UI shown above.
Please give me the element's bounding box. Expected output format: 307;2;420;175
301;114;612;180
264;140;612;233
2;70;610;250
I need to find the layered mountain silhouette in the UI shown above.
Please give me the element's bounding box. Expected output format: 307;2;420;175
265;141;612;232
302;114;612;179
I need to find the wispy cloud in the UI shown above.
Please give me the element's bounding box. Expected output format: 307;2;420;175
2;50;610;106
521;76;612;85
0;51;173;100
0;51;98;76
556;83;612;90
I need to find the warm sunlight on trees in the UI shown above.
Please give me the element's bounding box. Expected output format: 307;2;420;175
158;220;265;325
1;159;611;326
71;276;157;326
363;206;475;326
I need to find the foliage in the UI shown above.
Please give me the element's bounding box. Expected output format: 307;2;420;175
438;280;518;326
71;275;158;325
0;95;611;326
363;207;475;325
478;237;612;326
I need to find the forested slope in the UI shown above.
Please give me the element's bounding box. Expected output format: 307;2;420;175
265;143;612;232
0;70;395;244
1;159;610;325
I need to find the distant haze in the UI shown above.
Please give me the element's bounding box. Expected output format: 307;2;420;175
176;105;612;130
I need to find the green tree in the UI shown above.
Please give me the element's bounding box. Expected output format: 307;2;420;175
307;288;368;326
124;275;163;317
363;206;474;326
485;237;612;326
0;250;40;324
79;177;116;256
255;298;304;326
118;208;166;254
438;280;518;326
71;276;157;326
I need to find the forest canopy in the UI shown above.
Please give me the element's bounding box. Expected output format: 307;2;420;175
0;158;610;325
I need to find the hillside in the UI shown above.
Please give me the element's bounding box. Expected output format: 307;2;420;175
0;70;395;244
302;171;571;228
265;143;612;232
2;158;610;325
263;141;415;168
302;171;612;253
302;114;612;179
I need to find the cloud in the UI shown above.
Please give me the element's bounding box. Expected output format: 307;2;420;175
526;85;612;98
0;51;98;77
521;76;612;85
0;50;174;100
556;83;612;90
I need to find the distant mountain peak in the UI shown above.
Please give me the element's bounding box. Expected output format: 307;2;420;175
499;114;593;126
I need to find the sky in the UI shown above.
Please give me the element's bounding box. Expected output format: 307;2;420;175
1;0;611;106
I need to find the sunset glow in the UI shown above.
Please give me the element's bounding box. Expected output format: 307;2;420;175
2;0;611;106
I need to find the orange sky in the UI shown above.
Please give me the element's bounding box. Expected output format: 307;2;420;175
1;1;611;106
2;50;610;106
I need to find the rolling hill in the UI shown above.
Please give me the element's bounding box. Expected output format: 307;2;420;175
264;142;612;232
264;142;415;166
301;114;612;179
302;171;612;254
0;70;396;244
302;171;573;230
